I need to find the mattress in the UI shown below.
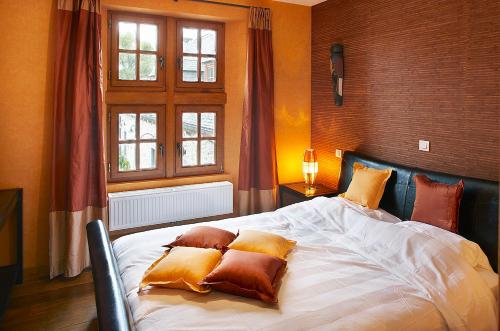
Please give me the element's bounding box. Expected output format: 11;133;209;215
113;197;498;331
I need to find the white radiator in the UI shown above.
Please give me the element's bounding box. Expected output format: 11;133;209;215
108;181;233;231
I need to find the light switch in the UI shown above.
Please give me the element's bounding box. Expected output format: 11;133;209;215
335;149;343;158
419;140;430;152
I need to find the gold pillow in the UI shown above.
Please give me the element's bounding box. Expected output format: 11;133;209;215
139;246;222;293
339;162;392;209
227;230;296;260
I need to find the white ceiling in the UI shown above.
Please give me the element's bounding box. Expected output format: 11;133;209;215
273;0;327;6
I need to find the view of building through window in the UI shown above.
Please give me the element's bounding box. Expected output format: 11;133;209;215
118;113;158;171
182;28;216;82
117;111;215;171
181;112;216;166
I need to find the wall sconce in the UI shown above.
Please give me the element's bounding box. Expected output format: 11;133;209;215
302;149;318;189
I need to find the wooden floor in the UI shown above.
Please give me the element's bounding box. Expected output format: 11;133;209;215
0;271;97;331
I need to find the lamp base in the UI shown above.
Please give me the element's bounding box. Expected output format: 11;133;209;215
304;184;317;197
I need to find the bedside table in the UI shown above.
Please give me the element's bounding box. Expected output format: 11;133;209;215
279;182;338;208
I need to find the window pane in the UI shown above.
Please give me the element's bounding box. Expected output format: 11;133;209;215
201;57;216;82
200;113;215;137
140;113;157;139
118;143;136;171
182;141;198;166
200;140;215;165
182;28;198;53
119;113;136;141
201;29;216;55
119;22;137;50
140;142;157;169
182;112;198;138
139;54;157;81
119;53;136;80
182;56;198;82
140;24;157;51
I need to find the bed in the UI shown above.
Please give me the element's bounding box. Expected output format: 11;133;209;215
87;152;499;331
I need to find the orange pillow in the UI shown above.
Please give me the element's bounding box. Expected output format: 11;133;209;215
410;174;464;233
227;230;296;259
200;249;287;303
165;226;236;250
139;246;222;293
339;162;392;209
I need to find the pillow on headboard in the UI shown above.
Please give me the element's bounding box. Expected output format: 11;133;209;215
339;162;392;209
410;174;464;233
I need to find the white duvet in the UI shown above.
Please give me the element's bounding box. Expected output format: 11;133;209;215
113;197;498;331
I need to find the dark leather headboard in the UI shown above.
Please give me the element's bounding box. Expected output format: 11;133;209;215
338;151;499;271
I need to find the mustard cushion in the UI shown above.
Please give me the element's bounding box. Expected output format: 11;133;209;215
139;246;222;293
339;162;392;209
227;230;296;260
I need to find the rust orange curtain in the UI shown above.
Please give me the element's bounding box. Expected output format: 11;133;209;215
50;0;107;278
238;7;278;215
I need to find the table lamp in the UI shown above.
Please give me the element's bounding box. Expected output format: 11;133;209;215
302;149;318;189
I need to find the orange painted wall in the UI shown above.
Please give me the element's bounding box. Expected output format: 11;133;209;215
0;0;310;277
272;1;311;184
0;1;55;278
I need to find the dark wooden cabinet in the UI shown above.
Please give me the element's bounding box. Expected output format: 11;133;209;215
0;188;22;319
279;182;337;208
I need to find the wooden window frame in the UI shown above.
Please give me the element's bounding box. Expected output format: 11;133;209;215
108;11;167;91
175;105;224;176
106;12;226;183
176;20;225;91
108;105;166;182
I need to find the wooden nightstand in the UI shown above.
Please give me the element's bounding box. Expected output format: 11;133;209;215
279;182;338;208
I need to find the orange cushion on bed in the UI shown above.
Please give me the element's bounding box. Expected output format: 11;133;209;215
165;226;237;250
410;174;464;233
227;230;296;259
139;246;222;293
339;162;392;209
199;249;287;303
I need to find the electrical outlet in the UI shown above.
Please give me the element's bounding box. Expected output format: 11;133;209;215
418;140;430;152
335;149;343;158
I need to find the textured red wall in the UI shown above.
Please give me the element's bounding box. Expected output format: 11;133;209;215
312;0;500;188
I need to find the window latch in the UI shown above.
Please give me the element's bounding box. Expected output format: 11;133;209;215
159;56;165;70
176;142;184;156
159;144;165;157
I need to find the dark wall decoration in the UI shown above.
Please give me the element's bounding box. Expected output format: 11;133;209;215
330;44;343;106
312;0;500;188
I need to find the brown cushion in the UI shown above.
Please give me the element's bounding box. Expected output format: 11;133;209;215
410;174;464;233
165;226;237;250
199;249;287;303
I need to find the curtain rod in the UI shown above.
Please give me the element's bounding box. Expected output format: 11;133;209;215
174;0;251;9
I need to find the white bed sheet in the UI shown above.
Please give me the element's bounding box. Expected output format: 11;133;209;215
113;197;498;331
334;197;402;223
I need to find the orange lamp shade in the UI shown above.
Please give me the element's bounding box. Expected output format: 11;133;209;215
302;149;318;187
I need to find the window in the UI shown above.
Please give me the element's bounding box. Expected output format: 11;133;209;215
175;106;223;175
109;12;166;89
109;106;166;181
107;12;225;182
176;20;224;89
